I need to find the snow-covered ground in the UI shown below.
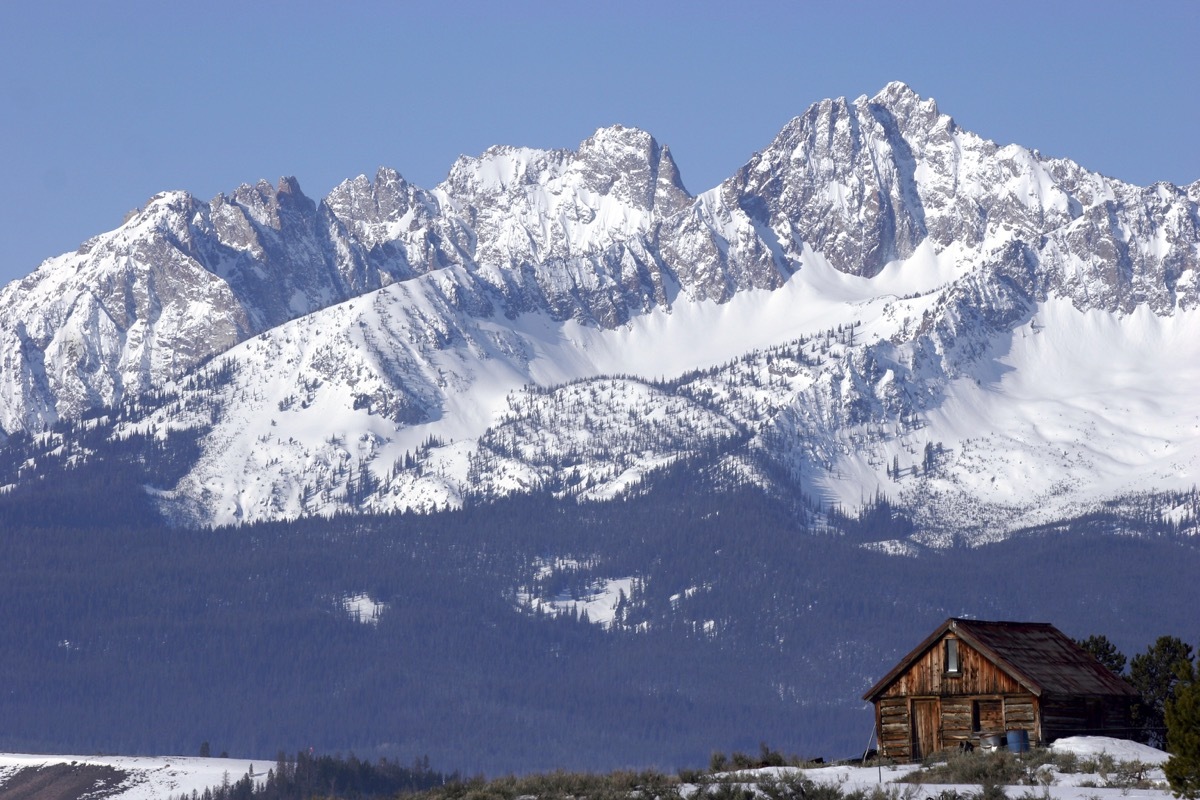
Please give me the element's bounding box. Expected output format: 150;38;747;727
0;752;261;800
1049;736;1169;765
515;557;636;628
716;737;1172;800
0;737;1175;799
342;592;389;626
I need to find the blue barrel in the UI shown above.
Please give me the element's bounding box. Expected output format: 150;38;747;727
1006;729;1029;753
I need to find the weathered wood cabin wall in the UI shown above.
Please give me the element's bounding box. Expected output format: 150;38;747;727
1041;695;1133;741
867;620;1138;763
879;635;1024;697
873;634;1042;760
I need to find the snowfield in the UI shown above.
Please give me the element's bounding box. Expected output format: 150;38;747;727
0;737;1173;800
718;737;1173;800
139;248;1200;540
0;752;261;800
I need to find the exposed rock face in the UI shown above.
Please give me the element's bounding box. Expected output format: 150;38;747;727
436;125;691;325
0;178;415;432
0;127;699;432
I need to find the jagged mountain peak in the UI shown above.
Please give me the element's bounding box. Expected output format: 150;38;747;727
440;126;690;216
140;188;199;212
771;83;936;138
579;123;655;150
276;175;305;196
716;84;949;278
224;175;317;224
99;189;203;238
324;166;429;223
574;125;691;215
863;81;940;120
576;124;675;172
766;82;954;169
442;143;571;200
870;79;921;103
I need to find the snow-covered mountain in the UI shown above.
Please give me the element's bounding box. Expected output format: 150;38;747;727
3;83;1199;541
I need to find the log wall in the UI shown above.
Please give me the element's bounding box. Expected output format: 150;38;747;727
877;635;1025;699
1041;695;1134;741
874;634;1044;761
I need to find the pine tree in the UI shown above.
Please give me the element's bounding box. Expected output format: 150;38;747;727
1075;634;1128;677
1131;636;1195;746
1165;657;1200;798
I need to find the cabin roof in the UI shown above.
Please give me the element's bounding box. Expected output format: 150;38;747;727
863;618;1139;701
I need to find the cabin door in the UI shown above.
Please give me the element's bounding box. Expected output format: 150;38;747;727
911;699;941;761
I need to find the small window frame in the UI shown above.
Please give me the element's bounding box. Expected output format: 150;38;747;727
972;698;1002;732
944;637;961;676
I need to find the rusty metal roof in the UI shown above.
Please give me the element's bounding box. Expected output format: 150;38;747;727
863;618;1139;701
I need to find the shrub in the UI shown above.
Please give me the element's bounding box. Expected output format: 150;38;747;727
900;749;1027;786
756;773;813;800
1051;751;1079;774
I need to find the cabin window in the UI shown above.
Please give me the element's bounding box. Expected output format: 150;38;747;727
944;638;961;675
1086;699;1104;731
973;699;1002;732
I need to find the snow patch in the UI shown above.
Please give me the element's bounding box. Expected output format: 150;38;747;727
516;559;635;629
342;593;388;626
1050;736;1170;766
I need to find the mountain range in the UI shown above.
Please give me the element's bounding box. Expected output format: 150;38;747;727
2;81;1199;542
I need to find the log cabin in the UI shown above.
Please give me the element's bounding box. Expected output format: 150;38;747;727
863;618;1138;761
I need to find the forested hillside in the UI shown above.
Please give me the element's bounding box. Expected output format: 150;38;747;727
1;454;1197;774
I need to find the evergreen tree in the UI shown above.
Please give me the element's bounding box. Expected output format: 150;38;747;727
1131;636;1195;747
1165;657;1200;798
1076;634;1128;677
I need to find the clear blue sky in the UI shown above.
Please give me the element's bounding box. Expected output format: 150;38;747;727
1;0;1197;286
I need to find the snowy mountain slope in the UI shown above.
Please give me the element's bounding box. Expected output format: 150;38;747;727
5;83;1200;539
112;239;1200;538
0;125;700;435
109;246;926;525
677;81;1198;310
0;178;417;434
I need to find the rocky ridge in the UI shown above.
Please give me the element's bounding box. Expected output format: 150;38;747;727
2;83;1199;539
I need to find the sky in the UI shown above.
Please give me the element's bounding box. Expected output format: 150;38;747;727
1;0;1197;286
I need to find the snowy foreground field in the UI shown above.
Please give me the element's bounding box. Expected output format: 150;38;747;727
0;752;261;799
0;737;1174;800
723;738;1172;800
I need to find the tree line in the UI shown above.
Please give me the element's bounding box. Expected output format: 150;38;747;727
0;435;1198;774
1075;633;1200;798
170;751;448;800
